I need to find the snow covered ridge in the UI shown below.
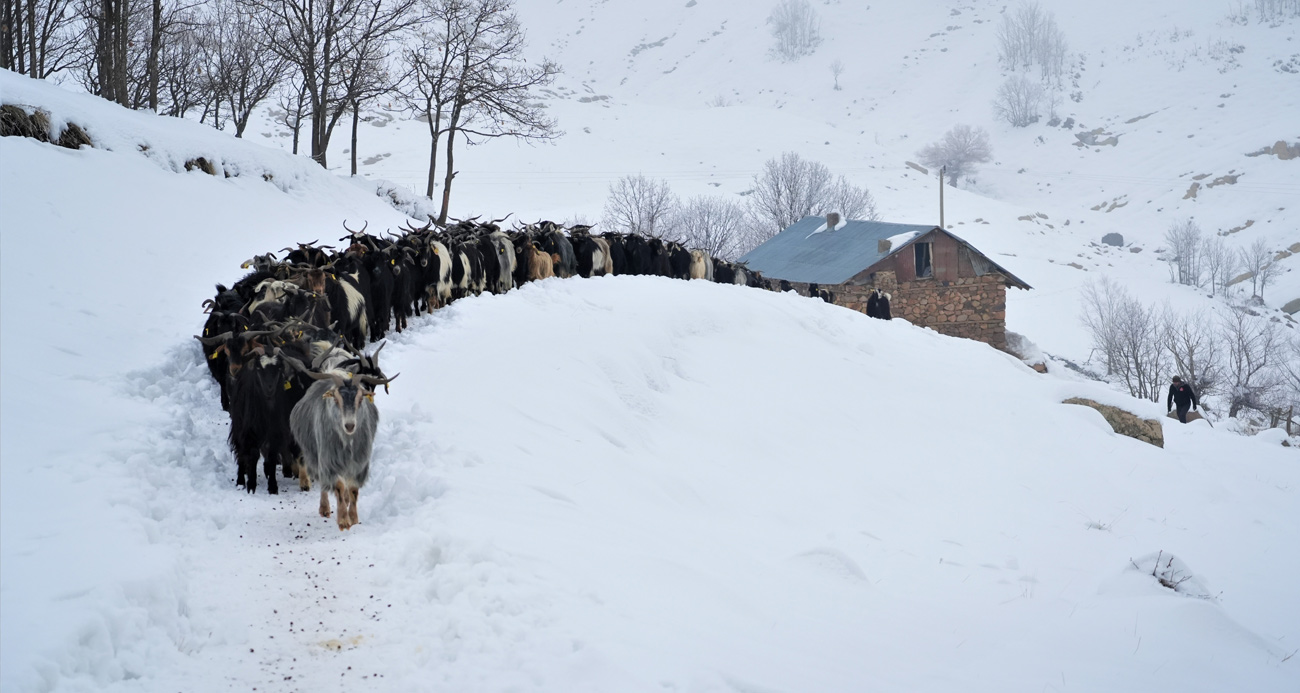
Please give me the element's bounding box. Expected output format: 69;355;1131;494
0;71;432;216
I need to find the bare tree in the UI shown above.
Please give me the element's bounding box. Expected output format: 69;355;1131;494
155;6;207;117
0;0;80;77
1162;308;1223;398
745;151;878;246
77;0;141;106
248;0;418;168
399;0;464;197
993;74;1043;127
337;34;393;175
1238;238;1279;300
1080;277;1168;401
1163;219;1204;287
275;76;308;154
1202;235;1238;298
198;0;289;136
432;0;559;222
917;125;993;185
767;0;820;62
1221;306;1283;417
748;151;832;239
997;0;1068;84
821;175;879;222
829;58;842;90
603;174;677;237
671;195;747;260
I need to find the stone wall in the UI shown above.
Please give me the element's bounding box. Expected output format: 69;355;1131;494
776;270;1010;351
890;274;1009;351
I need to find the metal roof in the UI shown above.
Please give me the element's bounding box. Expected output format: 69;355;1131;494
737;217;937;284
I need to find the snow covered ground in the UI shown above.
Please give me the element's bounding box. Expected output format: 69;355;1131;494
3;0;1300;689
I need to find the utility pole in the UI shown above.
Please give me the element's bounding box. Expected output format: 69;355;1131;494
939;166;946;229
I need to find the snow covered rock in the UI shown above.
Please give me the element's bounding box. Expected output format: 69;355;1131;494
1063;397;1164;448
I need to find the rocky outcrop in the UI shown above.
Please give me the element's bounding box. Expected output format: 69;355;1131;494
1063;398;1164;448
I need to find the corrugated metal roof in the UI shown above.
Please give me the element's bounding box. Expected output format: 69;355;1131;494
737;217;937;284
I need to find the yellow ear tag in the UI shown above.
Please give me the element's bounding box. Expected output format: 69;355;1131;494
209;352;218;360
432;248;439;255
364;393;374;402
391;259;396;265
284;381;292;390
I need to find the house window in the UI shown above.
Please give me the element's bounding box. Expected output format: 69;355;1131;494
914;242;933;278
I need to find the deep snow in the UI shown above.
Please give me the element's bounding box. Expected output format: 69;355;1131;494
3;0;1300;689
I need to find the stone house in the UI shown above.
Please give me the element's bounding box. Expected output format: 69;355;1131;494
737;214;1032;350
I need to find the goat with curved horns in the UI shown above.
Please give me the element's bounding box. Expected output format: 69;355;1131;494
284;353;396;530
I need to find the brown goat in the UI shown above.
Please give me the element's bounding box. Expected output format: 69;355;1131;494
527;242;555;281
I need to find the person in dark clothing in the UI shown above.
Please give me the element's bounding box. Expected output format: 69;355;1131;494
1167;376;1199;423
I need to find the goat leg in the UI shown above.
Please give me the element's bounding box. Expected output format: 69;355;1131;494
319;486;332;518
263;449;279;495
238;449;258;493
334;479;351;530
348;485;360;527
298;459;311;491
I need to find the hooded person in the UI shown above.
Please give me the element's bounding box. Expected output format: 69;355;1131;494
1167;376;1200;424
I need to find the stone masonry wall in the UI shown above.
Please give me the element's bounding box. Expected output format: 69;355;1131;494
778;270;1009;351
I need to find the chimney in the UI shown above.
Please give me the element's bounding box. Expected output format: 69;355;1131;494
878;239;892;254
825;212;841;229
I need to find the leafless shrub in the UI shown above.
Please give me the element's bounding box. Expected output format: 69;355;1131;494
1164;219;1204;287
823;175;879;222
767;0;821;62
1162;308;1223;398
917;125;993;185
1221;305;1283;418
1202;235;1238;298
1238;238;1279;300
602;174;678;237
1080;277;1169;401
1255;0;1300;22
671;195;748;260
997;1;1069;84
993;75;1043;127
829;59;843;90
746;151;879;246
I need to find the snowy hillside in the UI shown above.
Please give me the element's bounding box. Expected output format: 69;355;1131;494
3;0;1300;690
232;0;1300;366
2;66;1299;692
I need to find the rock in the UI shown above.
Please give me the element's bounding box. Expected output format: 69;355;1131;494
1101;232;1124;247
1129;246;1143;254
1165;410;1204;423
1063;398;1164;448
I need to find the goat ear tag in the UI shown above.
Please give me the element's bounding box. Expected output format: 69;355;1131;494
391;259;395;265
283;381;292;390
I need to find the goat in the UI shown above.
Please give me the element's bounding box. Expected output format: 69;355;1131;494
287;363;394;530
688;250;711;280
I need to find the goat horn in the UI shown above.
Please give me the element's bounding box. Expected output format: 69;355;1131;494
356;372;399;393
194;331;233;346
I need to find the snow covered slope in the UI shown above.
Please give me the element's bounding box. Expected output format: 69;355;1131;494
235;0;1300;367
2;69;1299;692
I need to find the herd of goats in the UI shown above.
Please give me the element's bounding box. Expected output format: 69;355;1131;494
196;217;821;529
